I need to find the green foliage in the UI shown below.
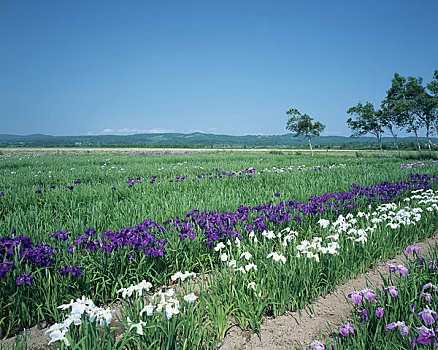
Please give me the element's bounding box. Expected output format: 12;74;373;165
285;109;325;139
285;108;325;156
347;102;382;138
347;102;384;156
2;153;438;347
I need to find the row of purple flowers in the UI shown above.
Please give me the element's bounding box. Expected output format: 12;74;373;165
1;173;438;283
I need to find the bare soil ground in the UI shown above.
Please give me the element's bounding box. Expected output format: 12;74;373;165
1;147;370;155
3;234;437;350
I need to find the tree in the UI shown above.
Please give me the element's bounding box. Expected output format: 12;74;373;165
426;70;438;139
390;74;424;159
416;89;436;158
378;104;400;158
381;75;406;158
285;108;325;156
403;76;437;158
346;102;384;156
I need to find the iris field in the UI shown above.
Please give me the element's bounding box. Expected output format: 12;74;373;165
1;151;438;349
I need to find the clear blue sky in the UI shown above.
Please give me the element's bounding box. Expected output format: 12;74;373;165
1;0;437;137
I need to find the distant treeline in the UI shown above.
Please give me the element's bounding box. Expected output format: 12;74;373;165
0;133;436;150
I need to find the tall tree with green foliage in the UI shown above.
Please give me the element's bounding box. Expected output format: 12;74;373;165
346;102;384;156
381;76;405;158
404;76;437;158
426;70;438;139
285;108;325;156
387;74;424;159
378;104;401;158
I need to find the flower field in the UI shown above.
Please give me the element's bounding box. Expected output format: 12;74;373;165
1;152;438;349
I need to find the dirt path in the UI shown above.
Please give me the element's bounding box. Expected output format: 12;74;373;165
3;235;437;350
217;234;438;350
1;147;371;155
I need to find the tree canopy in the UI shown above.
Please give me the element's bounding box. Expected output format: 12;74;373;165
349;69;438;159
346;102;384;156
285;108;325;156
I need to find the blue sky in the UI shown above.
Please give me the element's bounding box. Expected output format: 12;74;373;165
1;0;437;137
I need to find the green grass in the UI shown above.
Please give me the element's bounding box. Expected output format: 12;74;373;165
1;151;438;347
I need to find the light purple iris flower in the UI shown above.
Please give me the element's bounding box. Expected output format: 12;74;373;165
406;244;421;254
418;306;438;325
423;283;437;291
385;321;409;337
375;307;385;318
416;325;436;345
339;322;355;337
307;340;326;350
380;263;409;275
348;291;363;304
383;286;399;297
361;287;376;301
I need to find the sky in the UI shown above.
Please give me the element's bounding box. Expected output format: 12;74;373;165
1;0;437;137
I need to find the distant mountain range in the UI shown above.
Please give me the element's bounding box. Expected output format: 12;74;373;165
0;132;436;148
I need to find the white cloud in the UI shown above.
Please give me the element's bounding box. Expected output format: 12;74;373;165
99;128;175;135
140;128;175;134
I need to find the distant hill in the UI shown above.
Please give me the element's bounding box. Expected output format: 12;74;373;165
0;132;436;148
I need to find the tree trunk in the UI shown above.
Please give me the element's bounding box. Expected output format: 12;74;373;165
377;135;383;157
373;131;383;157
412;127;422;160
388;126;400;158
426;125;433;158
308;137;314;157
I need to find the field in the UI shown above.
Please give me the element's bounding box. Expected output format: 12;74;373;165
1;151;438;349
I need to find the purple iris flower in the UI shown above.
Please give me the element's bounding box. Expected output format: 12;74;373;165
416;325;436;345
411;303;416;313
375;307;385;318
420;292;432;302
67;185;74;190
348;290;363;304
418;306;438;325
381;263;409;276
16;273;33;286
73;180;80;184
49;230;71;241
398;264;409;276
50;185;56;189
111;186;116;190
307;340;329;350
0;191;4;196
59;265;82;277
429;259;438;270
361;287;376;301
383;286;399;297
274;193;280;197
385;321;409;337
35;189;41;193
423;283;437;291
406;244;421;254
361;309;368;321
339;322;354;337
0;260;17;279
